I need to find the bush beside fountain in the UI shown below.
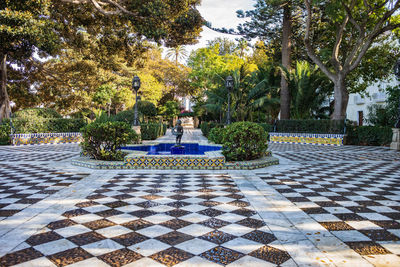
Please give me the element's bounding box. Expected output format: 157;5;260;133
73;120;278;170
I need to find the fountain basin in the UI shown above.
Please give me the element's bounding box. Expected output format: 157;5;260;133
72;142;279;170
121;143;221;155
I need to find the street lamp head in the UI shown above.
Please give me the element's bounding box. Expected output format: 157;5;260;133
395;59;400;80
132;75;141;92
226;76;234;90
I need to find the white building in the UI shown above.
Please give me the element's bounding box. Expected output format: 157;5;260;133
346;79;396;125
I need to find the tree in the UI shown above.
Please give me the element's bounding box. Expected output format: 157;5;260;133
60;0;203;47
166;45;188;65
188;41;245;93
304;0;400;119
237;0;303;119
282;61;332;119
0;0;59;120
1;0;204;120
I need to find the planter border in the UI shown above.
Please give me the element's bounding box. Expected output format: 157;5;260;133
72;151;278;170
10;132;82;146
270;132;345;146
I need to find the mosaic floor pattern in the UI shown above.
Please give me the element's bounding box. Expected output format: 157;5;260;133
0;163;88;221
257;161;400;265
1;137;400;266
0;173;292;267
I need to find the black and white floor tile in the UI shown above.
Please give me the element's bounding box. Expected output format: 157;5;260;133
0;163;88;221
0;173;292;267
257;161;400;264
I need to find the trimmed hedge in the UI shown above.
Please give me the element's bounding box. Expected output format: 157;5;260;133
0;123;11;145
6;118;87;134
222;122;268;161
81;121;139;161
258;123;274;133
275;119;345;134
345;125;392;146
178;112;194;117
141;123;167;140
14;108;62;119
208;127;226;144
200;122;224;137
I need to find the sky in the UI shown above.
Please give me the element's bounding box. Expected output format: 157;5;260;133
163;0;256;61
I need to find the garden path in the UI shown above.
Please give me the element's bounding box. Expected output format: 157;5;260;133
0;134;399;266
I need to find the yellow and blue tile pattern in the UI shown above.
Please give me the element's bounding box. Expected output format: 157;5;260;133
270;133;344;146
11;133;82;146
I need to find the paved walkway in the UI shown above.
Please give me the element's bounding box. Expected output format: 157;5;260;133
0;129;399;266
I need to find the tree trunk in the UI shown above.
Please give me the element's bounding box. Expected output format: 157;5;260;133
280;3;292;119
332;75;349;120
0;53;10;122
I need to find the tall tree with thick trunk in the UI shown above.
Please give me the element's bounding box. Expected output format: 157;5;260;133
235;0;302;119
304;0;400;120
0;0;203;121
280;3;292;119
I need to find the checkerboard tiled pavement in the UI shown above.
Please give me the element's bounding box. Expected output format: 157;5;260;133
257;161;400;262
0;173;292;267
1;136;400;266
0;163;88;221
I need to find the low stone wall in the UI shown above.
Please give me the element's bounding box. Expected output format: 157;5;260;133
10;132;82;146
270;132;345;146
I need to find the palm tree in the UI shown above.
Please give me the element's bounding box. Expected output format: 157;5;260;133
281;61;332;119
166;45;188;65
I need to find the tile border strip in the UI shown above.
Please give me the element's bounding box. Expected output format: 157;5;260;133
10;132;82;146
71;153;279;170
270;132;345;146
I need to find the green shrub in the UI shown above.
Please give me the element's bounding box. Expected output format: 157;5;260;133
141;123;167;140
222;121;268;161
9;118;87;133
178;112;194;117
200;121;224;137
208;127;226;144
276;119;345;134
80;121;139;161
0;123;11;145
138;101;157;118
258;123;274;133
345;125;392;146
14;108;62;119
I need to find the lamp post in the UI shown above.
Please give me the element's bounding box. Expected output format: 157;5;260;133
394;59;400;128
226;75;234;125
132;75;141;126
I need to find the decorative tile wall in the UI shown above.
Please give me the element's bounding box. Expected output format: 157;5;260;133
10;133;82;146
270;133;345;146
72;152;279;170
124;154;225;169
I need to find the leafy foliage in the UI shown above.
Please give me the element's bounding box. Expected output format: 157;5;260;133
281;61;333;119
0;123;11;145
80;121;138;161
0;0;60;120
138;101;157;119
200;121;224;137
345;125;393;146
275;119;345;134
222;122;268;161
14;108;62;119
208;127;226;144
367;84;400;127
141;123;167;140
8;118;87;134
159;101;180;122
